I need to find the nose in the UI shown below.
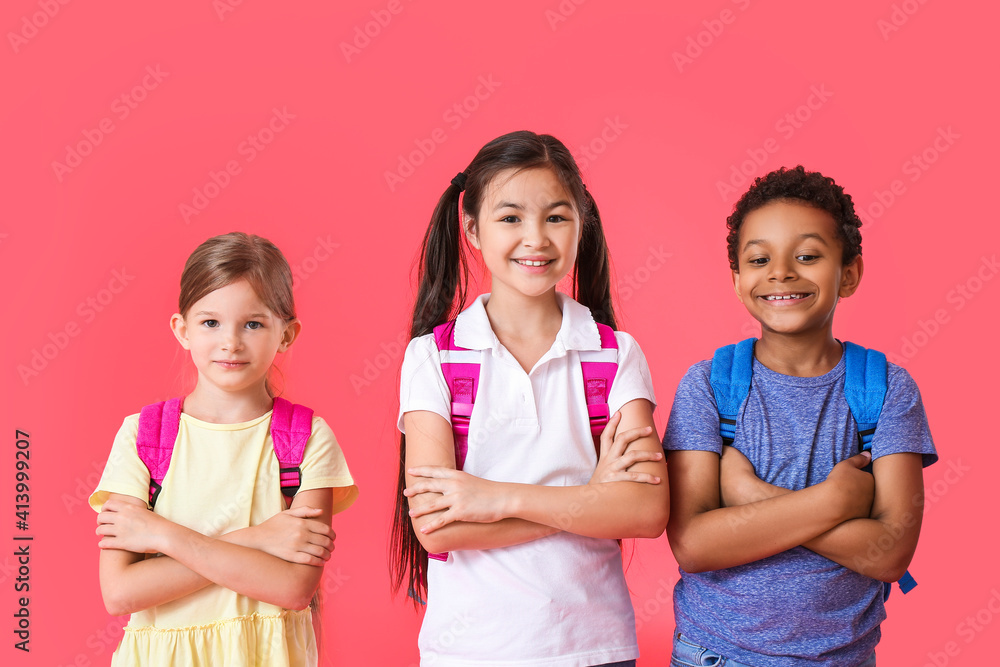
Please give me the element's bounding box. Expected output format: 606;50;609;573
522;217;549;249
221;325;243;352
768;256;797;281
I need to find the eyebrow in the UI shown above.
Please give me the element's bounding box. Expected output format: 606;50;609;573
742;233;830;251
194;311;272;318
492;200;575;213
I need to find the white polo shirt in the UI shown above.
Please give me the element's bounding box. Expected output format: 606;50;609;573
399;292;656;667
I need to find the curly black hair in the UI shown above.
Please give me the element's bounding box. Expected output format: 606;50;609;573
726;165;863;271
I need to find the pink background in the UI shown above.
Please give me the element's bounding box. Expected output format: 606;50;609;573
3;1;997;665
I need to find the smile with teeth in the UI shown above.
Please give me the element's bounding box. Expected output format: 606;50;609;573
762;293;810;301
514;259;553;267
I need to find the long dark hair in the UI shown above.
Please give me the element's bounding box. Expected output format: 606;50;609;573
389;130;618;604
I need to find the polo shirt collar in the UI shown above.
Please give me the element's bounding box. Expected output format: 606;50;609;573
453;292;603;354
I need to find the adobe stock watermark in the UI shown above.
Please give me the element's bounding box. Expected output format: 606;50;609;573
56;617;129;667
634;576;677;633
544;0;589;31
715;84;833;201
877;0;931;41
887;253;995;365
290;236;340;286
213;0;250;21
405;610;472;666
7;0;72;54
672;0;753;73
384;75;502;192
340;0;416;63
350;330;408;395
859;126;959;228
573;117;628;172
617;245;671;302
847;457;966;577
919;587;1000;667
51;65;170;183
17;268;135;386
178;107;296;223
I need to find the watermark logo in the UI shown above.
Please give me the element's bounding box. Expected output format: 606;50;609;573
715;84;833;201
7;0;72;54
384;75;501;192
51;65;170;183
672;0;753;73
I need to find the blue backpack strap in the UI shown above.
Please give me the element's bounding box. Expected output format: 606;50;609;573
136;397;183;509
710;338;756;446
842;342;916;598
842;342;887;453
270;397;314;503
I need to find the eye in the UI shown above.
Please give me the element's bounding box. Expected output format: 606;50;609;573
500;215;520;223
747;257;768;266
245;321;263;330
547;215;568;223
796;254;820;262
202;319;219;328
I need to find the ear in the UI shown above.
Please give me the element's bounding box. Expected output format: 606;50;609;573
463;214;480;250
839;255;863;298
278;319;302;352
170;313;191;350
731;269;743;300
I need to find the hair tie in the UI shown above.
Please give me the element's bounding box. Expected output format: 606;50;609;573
451;172;467;192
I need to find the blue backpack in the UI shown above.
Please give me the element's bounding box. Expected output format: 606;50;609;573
710;338;916;600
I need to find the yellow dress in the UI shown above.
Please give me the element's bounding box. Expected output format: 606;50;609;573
90;409;358;667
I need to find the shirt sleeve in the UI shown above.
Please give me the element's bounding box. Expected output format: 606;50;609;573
298;415;359;514
398;333;453;433
606;331;657;414
870;364;938;467
89;414;150;512
662;360;725;455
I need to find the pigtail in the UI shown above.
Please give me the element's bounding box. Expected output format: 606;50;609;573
411;181;469;337
573;189;618;330
391;131;620;606
390;180;468;605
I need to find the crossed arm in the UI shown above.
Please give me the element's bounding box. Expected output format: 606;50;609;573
667;446;925;581
96;488;340;616
402;398;670;555
718;446;925;581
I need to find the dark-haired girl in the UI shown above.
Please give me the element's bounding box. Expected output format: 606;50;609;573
391;131;669;666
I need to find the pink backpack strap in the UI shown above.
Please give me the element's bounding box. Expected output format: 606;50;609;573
432;321;481;471
136;397;183;508
270;397;314;503
579;323;619;448
429;321;481;562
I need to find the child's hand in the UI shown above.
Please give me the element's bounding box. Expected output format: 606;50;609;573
250;507;335;566
589;411;662;485
824;451;876;520
405;467;507;533
96;497;169;554
720;446;764;506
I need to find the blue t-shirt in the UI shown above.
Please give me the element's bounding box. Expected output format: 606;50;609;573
662;350;937;666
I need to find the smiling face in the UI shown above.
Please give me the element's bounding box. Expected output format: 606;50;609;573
732;200;863;339
170;279;298;396
466;166;582;301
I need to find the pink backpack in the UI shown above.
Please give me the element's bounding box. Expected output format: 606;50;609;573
136;396;314;508
428;320;619;561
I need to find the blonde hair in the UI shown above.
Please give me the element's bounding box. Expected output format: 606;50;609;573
179;232;295;320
